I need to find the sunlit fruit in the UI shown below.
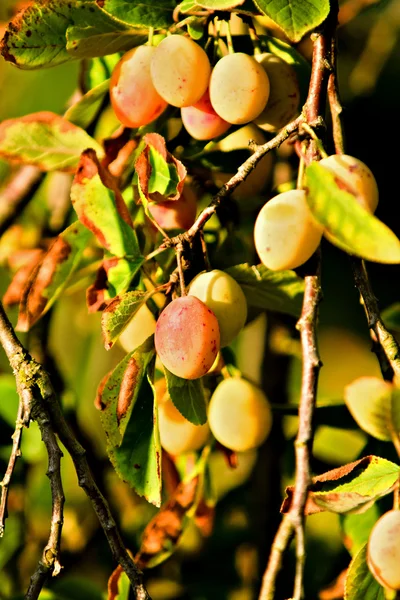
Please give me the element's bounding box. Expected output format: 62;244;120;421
318;154;379;213
254;53;300;132
155;296;220;379
150;35;211;107
344;376;394;441
208;378;272;452
212;124;273;199
158;390;210;455
110;45;168;128
181;88;231;140
118;304;156;353
367;510;400;589
254;189;323;270
188;269;247;347
148;184;198;230
209;53;270;124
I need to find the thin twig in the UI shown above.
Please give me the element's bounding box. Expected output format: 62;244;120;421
350;259;400;382
0;301;151;600
259;3;338;595
25;409;64;600
327;22;400;385
0;166;44;237
0;399;28;536
176;242;186;296
161;116;303;251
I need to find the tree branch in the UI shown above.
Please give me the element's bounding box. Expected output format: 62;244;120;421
0;398;28;536
259;3;339;595
327;19;400;384
0;301;151;600
162;115;303;250
25;408;64;600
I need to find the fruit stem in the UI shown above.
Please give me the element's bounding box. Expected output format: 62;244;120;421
148;26;154;46
176;242;187;296
301;123;328;159
248;20;261;55
296;152;306;190
226;21;235;55
393;480;399;511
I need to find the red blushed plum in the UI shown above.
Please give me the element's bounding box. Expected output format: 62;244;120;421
181;89;231;140
155;296;220;380
148;184;198;230
110;45;168;128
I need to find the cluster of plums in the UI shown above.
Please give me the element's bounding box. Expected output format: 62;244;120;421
119;269;272;456
110;34;300;140
254;154;379;271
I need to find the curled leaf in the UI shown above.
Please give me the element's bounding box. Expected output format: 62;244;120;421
282;456;400;515
135;133;187;204
135;475;200;569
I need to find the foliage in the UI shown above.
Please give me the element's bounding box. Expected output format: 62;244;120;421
0;0;399;599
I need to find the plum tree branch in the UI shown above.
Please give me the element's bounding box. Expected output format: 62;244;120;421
0;301;151;600
259;3;339;596
0;398;28;536
327;26;400;384
161;115;303;250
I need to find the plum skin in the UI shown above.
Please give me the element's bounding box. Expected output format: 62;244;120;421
367;510;400;589
208;377;273;452
155;296;220;380
188;269;247;347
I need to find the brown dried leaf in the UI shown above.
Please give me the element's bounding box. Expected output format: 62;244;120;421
3;249;44;308
194;498;215;538
135;475;199;569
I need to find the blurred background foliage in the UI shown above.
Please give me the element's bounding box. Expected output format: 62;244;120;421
0;0;400;598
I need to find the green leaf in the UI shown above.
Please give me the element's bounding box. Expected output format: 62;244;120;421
282;456;400;515
164;368;208;426
196;0;245;9
187;17;206;40
0;112;103;172
253;0;330;43
382;302;400;332
71;149;140;258
82;54;121;91
344;377;399;442
98;337;155;447
177;0;199;13
101;290;149;349
97;0;176;28
225;263;304;317
66;14;146;60
100;350;162;506
104;254;145;298
64;79;110;130
341;503;380;558
0;375;19;428
16;222;92;332
0;0;144;69
344;543;385;600
306;162;400;264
